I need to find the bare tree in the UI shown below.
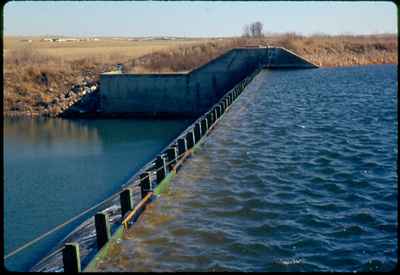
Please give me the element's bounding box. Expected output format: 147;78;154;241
252;21;264;37
243;21;264;38
242;24;251;38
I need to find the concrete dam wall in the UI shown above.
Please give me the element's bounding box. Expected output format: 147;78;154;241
99;47;317;117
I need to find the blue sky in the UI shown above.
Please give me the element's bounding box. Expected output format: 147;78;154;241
3;1;397;37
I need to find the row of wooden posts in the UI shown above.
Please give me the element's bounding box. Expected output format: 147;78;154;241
61;74;253;272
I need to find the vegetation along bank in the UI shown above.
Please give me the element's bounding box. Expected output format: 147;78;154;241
4;34;397;117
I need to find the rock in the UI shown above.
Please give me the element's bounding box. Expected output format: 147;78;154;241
71;84;80;93
68;91;77;98
50;106;62;115
13;102;26;111
42;109;50;116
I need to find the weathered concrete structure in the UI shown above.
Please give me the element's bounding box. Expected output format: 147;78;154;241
99;47;317;117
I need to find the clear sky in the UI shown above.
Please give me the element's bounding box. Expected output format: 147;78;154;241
3;1;398;37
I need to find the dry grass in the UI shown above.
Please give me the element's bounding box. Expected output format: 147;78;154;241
268;33;398;67
4;37;207;114
123;34;397;73
3;34;397;116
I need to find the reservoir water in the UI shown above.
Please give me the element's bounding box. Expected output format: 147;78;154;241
94;65;397;272
4;118;192;271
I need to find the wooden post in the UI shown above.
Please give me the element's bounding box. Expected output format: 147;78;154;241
177;138;187;156
215;106;220;118
185;131;195;149
95;212;111;249
140;172;151;199
119;188;133;219
165;147;177;170
155;155;167;184
194;122;202;143
63;243;81;273
201;118;208;134
220;102;225;114
213;108;218;121
206;112;213;126
206;112;211;126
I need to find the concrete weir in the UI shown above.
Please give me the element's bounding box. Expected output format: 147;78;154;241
99;47;317;117
30;47;317;272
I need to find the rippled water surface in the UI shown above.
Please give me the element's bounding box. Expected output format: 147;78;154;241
99;65;396;272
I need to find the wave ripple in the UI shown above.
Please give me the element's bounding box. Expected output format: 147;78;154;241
97;65;397;272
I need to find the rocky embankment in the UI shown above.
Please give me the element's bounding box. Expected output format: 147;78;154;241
5;80;100;118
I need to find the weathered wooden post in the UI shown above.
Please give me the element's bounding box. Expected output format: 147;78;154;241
206;112;211;126
95;212;111;249
119;188;133;219
185;131;195;149
140;172;151;198
201;118;208;134
215;106;221;118
213;108;218;121
207;111;213;126
165;147;177;170
194;122;202;143
177;138;187;156
63;243;81;273
155;154;167;184
221;102;225;113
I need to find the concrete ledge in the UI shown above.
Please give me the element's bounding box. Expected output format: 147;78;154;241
99;47;318;117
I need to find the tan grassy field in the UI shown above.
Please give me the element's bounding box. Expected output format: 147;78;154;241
4;36;208;61
3;36;209;116
3;34;397;117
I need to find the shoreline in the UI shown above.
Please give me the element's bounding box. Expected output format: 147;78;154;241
4;62;397;119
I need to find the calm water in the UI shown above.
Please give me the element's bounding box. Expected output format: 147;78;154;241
4;117;192;271
96;65;397;272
